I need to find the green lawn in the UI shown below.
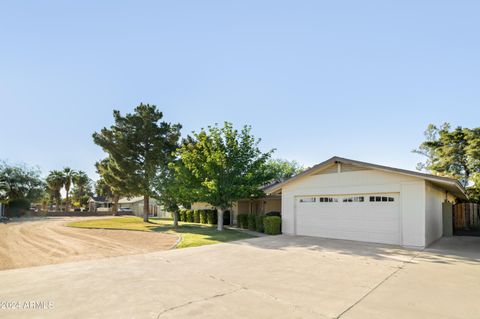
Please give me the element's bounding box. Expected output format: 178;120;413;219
67;217;255;248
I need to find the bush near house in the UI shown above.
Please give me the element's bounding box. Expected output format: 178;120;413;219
255;215;265;233
237;213;248;229
194;210;201;223
186;210;194;222
265;211;281;217
179;209;186;222
207;209;217;225
264;216;281;235
4;198;30;218
247;214;256;231
200;210;208;224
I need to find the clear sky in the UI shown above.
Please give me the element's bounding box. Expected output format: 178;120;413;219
1;1;479;180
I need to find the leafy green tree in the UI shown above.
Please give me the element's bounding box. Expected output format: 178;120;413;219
266;158;305;182
95;158;130;215
46;170;65;212
95;177;113;199
414;123;480;187
93;104;181;221
156;156;199;228
0;161;45;214
176;122;274;231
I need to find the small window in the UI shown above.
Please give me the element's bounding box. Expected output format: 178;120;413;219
343;196;364;203
319;197;338;203
300;197;316;203
369;195;395;202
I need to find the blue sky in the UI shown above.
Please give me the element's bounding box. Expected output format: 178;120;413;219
1;1;479;180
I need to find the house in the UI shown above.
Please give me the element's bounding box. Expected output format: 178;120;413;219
118;196;170;218
193;156;466;248
257;156;466;248
88;196;112;212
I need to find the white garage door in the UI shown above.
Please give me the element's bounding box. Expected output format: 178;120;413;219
295;194;400;245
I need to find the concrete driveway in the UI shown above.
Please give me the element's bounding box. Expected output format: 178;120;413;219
0;235;479;319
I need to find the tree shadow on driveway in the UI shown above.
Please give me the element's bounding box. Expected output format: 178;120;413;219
230;234;480;265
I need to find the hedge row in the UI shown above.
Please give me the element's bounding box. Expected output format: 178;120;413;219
237;212;281;235
178;209;230;225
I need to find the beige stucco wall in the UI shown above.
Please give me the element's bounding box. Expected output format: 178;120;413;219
263;198;281;213
191;202;215;210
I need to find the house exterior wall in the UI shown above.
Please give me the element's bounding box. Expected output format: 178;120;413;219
424;182;457;246
191;202;214;210
400;182;425;247
281;169;429;247
263;198;281;214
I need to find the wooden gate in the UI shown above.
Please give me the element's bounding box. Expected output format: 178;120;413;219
453;203;480;230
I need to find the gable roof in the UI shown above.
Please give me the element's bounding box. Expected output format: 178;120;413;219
118;196;154;204
263;156;467;199
89;196;108;203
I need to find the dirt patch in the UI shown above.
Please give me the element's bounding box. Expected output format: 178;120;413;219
0;217;179;270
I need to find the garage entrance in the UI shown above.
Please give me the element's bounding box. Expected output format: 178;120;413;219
295;193;401;245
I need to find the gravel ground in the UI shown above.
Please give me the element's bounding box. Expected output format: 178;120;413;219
0;217;179;270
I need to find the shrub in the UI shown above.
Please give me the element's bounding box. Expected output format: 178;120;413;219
186;210;194;222
255;215;265;233
194;210;201;223
265;211;281;217
237;213;248;228
179;209;186;222
207;209;217;225
247;214;256;231
6;198;30;218
264;216;281;235
200;210;208;224
223;210;230;225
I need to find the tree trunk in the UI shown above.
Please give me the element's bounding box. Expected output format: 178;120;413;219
173;210;179;228
65;191;69;212
143;195;149;222
112;195;119;216
217;208;224;231
55;197;60;212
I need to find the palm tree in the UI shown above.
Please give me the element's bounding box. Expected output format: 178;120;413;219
73;171;89;196
73;171;90;208
63;167;76;212
46;170;65;212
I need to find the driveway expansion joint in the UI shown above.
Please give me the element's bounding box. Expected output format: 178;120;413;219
334;250;422;319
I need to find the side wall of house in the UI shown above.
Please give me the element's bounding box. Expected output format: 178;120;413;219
424;182;456;246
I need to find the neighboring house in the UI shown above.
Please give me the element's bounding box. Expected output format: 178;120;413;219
88;196;112;212
118;196;170;218
193;156;466;248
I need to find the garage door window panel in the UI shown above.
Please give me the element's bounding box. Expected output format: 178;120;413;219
369;196;395;202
